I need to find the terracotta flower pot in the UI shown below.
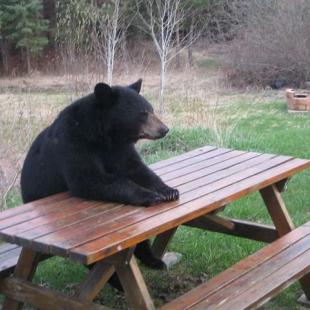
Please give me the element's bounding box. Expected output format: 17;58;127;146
285;89;310;112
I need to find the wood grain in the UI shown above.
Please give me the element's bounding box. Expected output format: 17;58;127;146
0;147;309;267
115;256;155;310
75;262;115;302
160;223;310;310
2;248;41;310
36;155;291;259
260;184;295;236
0;277;109;310
149;145;216;170
0;192;69;221
71;157;309;264
185;217;278;243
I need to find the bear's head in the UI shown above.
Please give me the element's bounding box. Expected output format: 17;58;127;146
94;79;169;143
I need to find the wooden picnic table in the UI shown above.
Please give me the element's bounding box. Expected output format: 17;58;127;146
0;145;309;309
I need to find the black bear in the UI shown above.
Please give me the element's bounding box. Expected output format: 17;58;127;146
20;79;179;286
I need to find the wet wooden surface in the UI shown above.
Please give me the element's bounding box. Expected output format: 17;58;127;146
0;146;309;265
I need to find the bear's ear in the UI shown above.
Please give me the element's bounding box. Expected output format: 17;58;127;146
129;78;142;93
94;83;112;102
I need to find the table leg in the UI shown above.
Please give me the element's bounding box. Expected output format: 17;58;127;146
260;184;310;300
75;262;115;302
115;256;155;310
152;228;178;258
260;184;295;236
3;248;41;310
152;228;182;269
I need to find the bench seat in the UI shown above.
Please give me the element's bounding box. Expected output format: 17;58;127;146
0;243;21;278
160;221;310;310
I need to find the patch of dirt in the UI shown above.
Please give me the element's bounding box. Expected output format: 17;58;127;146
154;272;209;306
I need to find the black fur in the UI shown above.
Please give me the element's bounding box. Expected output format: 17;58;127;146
20;80;179;289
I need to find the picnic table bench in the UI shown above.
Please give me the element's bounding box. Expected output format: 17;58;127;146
0;145;309;309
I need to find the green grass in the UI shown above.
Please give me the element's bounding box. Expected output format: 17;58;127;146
1;99;310;309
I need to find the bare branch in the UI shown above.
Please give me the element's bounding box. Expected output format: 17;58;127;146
136;0;201;112
91;0;132;84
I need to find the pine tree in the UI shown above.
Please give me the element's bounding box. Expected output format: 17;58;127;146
3;0;49;73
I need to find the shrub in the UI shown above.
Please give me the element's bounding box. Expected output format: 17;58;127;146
228;0;310;87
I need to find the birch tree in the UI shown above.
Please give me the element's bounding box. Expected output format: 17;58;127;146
92;0;131;84
136;0;200;113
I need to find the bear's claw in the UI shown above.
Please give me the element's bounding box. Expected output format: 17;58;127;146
161;187;179;202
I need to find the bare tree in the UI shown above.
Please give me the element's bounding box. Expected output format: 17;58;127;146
92;0;131;85
228;0;310;86
136;0;200;113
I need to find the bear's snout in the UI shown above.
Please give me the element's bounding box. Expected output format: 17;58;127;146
139;113;169;140
158;125;169;137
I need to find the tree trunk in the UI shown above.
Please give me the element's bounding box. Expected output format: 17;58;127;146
0;40;9;75
187;46;193;67
187;16;194;67
175;22;181;69
43;0;56;48
121;34;129;75
26;48;31;74
107;44;113;85
159;57;166;114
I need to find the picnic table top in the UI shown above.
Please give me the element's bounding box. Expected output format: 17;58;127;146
0;145;309;265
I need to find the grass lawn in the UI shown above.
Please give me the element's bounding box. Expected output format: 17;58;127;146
2;98;310;309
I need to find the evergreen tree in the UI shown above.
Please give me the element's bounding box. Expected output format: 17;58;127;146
3;0;49;73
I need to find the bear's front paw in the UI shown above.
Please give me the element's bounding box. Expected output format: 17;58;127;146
141;192;164;207
160;187;179;202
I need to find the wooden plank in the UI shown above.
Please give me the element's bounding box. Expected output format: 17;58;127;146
0;152;274;257
70;158;310;264
0;256;19;278
260;184;295;236
0;251;49;280
32;205;140;255
149;145;216;170
0;277;109;310
166;151;262;187
0;152;276;245
0;247;22;277
195;249;310;310
0;242;19;255
204;215;235;230
1;201;106;236
0;150;252;244
115;256;155;310
184;217;278;243
0;197;84;230
0;152;259;246
0;246;22;264
261;185;310;299
191;235;310;309
75;262;115;302
155;148;234;176
29;157;290;255
0;202;118;244
2;248;41;310
170;153;273;193
0;192;69;221
67;156;293;260
160;225;310;310
159;150;244;181
13;203;120;244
